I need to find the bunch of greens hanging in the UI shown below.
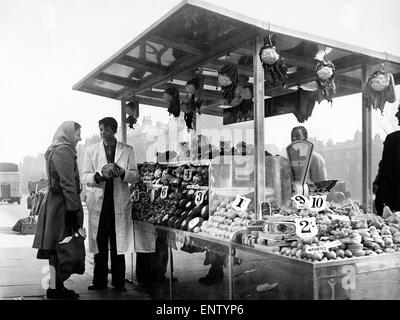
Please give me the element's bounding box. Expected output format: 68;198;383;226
163;86;181;118
259;33;288;87
181;77;204;130
125;100;139;129
315;59;336;104
218;63;238;104
364;64;397;113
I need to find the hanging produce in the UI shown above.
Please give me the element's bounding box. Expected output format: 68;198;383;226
218;63;238;104
259;33;288;86
163;86;181;118
182;77;204;130
364;66;397;113
125;100;139;129
236;83;254;122
315;59;336;104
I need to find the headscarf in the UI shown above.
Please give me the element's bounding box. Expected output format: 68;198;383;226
45;121;79;160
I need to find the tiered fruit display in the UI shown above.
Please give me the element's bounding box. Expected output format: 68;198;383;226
131;163;210;231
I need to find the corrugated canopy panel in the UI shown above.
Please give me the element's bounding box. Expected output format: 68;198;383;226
73;0;400;117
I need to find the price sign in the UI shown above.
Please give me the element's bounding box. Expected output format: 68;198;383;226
147;189;155;203
160;186;169;199
291;194;310;209
261;201;272;216
309;195;327;212
305;245;328;254
232;195;251;212
325;240;342;249
183;169;193;182
330;214;351;222
131;190;140;202
194;190;206;206
295;217;318;238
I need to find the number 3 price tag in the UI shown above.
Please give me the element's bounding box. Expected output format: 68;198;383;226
309;195;327;212
194;190;205;206
232;195;251;212
160;186;169;199
291;194;310;209
295;217;318;238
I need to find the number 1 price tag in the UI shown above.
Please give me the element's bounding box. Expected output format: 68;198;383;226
232;195;251;212
160;186;169;199
309;195;327;212
294;217;318;238
194;190;205;206
183;169;193;182
291;194;310;209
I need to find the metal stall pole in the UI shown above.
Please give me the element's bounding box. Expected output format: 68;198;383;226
253;35;266;220
121;100;134;283
361;65;372;212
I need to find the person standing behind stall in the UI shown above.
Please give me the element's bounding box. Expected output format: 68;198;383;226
290;126;328;183
33;121;83;300
373;104;400;216
82;117;138;292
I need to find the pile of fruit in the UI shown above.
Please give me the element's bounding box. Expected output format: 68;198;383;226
278;206;400;262
199;197;256;240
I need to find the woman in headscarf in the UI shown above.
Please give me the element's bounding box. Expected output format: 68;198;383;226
33;121;84;299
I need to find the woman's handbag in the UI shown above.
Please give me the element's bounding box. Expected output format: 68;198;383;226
56;226;86;280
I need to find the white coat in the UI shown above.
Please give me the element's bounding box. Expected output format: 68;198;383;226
82;140;138;255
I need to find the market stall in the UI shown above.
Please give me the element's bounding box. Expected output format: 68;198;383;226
73;0;400;300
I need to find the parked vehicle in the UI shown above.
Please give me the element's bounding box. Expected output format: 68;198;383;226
0;162;22;204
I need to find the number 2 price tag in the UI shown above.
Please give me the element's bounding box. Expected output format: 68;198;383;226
309;195;327;212
160;186;169;199
291;194;310;209
183;169;193;182
194;190;205;206
232;195;251;212
294;217;318;238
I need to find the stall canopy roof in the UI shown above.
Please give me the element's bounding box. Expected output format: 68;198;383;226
73;0;400;117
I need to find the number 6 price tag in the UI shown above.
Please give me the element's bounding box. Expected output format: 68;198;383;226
131;190;140;202
291;194;310;209
309;195;327;212
232;195;251;212
295;217;318;238
194;190;205;206
160;186;169;199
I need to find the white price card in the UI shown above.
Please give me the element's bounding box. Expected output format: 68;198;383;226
295;217;318;238
183;169;193;182
147;189;155;203
330;214;351;222
305;245;328;254
309;195;327;212
291;194;310;209
131;190;140;202
194;190;206;206
325;240;342;249
232;195;251;212
160;186;169;199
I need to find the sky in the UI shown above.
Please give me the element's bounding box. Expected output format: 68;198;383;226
1;0;400;163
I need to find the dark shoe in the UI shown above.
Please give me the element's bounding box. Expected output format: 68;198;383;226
113;286;127;293
198;271;224;285
46;288;79;300
88;284;108;291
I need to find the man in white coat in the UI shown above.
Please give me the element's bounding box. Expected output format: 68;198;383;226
82;117;138;292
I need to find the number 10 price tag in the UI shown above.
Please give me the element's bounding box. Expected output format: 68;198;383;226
160;186;169;199
232;195;251;212
309;195;327;212
294;217;318;238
